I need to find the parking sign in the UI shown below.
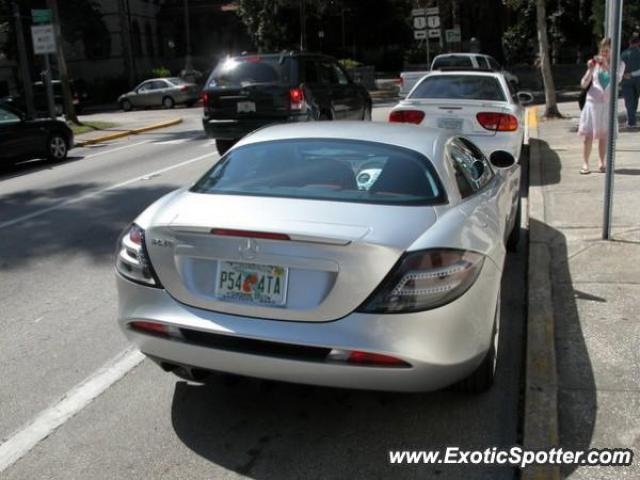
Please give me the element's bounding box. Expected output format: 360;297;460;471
31;25;56;55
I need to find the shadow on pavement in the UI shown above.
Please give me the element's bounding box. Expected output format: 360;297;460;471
614;168;640;176
529;139;562;186
0;183;177;269
0;155;90;181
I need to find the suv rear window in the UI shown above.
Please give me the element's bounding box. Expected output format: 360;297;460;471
432;55;473;69
410;75;506;101
191;139;445;205
207;56;293;88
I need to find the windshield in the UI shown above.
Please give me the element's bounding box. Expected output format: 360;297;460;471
191;139;445;205
432;56;473;69
410;75;506;101
207;56;293;88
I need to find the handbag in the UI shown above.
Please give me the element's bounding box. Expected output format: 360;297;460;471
578;80;592;110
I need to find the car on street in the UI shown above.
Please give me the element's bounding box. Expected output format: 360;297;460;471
201;52;372;155
115;121;521;393
1;79;89;116
389;71;533;161
0;102;73;163
118;77;200;111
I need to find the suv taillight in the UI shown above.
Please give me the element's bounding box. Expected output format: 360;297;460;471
476;112;518;132
389;110;425;124
289;87;305;110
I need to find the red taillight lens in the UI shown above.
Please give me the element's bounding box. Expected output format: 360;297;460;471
130;321;169;336
389;110;425;124
211;228;290;241
180;85;189;92
201;91;208;105
289;87;305;111
347;351;410;367
476;112;518;132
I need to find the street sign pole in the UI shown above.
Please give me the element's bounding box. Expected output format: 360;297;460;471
13;1;36;119
602;0;623;240
43;54;56;118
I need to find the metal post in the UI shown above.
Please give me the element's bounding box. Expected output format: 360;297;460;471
300;0;306;51
604;0;610;37
183;0;192;71
43;54;56;118
13;1;35;119
602;0;623;240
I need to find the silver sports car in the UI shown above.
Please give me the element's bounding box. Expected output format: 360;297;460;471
115;122;521;392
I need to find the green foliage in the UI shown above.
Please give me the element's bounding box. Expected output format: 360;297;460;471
338;58;362;69
151;66;171;77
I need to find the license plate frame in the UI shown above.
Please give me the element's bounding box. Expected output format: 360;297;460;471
237;101;256;113
437;117;463;130
215;261;288;306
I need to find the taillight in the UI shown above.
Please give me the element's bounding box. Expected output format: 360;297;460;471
180;85;189;92
357;249;484;313
289;87;305;111
389;110;425;124
327;349;411;367
201;91;209;106
130;321;170;336
211;228;290;241
115;224;163;288
476;112;518;132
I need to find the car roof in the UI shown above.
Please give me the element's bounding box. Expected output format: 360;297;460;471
434;53;490;58
236;121;452;163
423;70;504;79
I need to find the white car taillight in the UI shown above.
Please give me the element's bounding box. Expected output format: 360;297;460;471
115;224;162;287
357;249;484;313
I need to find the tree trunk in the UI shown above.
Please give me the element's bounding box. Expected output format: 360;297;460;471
536;0;561;118
47;0;80;125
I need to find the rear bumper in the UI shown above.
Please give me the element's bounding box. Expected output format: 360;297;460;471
465;131;524;161
116;258;501;392
202;113;311;140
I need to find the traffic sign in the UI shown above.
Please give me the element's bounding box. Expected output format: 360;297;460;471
427;16;440;29
414;30;427;40
446;28;462;43
31;9;52;24
31;25;56;54
425;7;439;15
428;29;440;39
413;16;427;30
411;8;425;16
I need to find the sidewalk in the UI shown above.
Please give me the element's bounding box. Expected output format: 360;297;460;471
528;102;640;479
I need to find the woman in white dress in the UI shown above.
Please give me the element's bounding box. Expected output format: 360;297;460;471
578;38;626;174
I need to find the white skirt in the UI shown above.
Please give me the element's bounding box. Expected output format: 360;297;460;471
578;101;612;140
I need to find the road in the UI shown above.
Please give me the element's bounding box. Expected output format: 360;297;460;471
0;105;527;479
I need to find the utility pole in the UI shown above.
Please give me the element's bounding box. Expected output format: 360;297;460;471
300;0;306;51
12;1;35;119
183;0;192;72
118;0;136;87
47;0;79;124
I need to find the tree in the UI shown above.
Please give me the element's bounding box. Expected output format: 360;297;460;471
536;0;561;117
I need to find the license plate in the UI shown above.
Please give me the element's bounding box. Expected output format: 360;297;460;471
237;101;256;113
437;117;463;130
216;261;288;306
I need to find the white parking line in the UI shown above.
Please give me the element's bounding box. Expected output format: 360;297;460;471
0;348;145;473
0;151;218;230
78;139;151;160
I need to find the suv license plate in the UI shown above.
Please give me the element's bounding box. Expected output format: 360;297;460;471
216;261;288;306
237;101;256;113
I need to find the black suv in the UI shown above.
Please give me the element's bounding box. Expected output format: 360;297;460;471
202;52;372;154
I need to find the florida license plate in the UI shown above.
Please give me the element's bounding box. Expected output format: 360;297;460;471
437;118;463;130
216;261;288;306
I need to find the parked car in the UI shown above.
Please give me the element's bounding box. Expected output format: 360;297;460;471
389;71;533;161
118;77;200;111
201;52;372;155
431;53;520;87
398;53;519;97
0;102;73;163
1;79;89;117
115;121;521;393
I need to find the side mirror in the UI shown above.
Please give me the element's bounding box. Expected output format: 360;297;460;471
490;150;516;169
517;91;534;106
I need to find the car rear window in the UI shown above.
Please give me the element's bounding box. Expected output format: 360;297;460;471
207;56;293;88
167;77;187;85
410;75;506;101
191;139;445;205
432;55;473;69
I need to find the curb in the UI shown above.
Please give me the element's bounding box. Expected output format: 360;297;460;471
521;107;561;480
75;117;183;147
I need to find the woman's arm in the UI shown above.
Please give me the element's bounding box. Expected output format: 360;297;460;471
581;67;594;89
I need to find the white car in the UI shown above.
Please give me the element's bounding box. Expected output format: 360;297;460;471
389;71;532;161
431;53;520;87
116;122;521;393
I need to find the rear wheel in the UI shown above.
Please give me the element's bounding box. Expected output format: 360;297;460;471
47;133;68;162
453;296;500;393
215;139;237;156
120;99;132;112
162;96;175;109
507;198;521;252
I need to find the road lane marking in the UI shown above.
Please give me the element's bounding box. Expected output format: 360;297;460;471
0;347;144;472
33;317;44;324
77;139;151;160
0;151;218;230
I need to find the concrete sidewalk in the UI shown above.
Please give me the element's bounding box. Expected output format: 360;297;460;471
529;101;640;479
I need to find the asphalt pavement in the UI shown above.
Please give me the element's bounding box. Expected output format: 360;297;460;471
0;106;527;479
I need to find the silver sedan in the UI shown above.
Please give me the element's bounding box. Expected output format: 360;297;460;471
115;122;521;392
118;77;199;111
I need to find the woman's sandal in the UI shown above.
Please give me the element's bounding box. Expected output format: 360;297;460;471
580;168;591;175
599;166;606;173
